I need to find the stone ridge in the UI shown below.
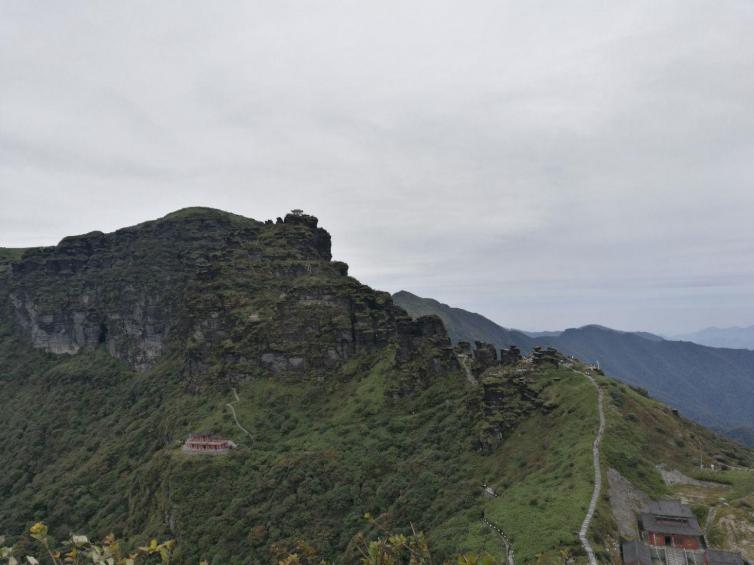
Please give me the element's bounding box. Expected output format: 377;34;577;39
0;209;455;382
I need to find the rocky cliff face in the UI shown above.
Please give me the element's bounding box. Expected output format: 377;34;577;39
1;208;454;379
474;365;551;453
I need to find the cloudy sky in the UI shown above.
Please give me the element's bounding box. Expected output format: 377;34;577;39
2;1;754;334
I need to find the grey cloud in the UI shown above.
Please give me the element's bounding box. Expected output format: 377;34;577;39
1;0;753;334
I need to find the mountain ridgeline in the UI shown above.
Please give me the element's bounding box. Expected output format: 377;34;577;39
1;209;752;564
672;325;754;350
393;290;754;446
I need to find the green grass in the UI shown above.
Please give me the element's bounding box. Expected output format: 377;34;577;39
0;334;605;563
602;378;751;494
0;247;27;275
2;328;752;564
480;369;597;562
0;247;27;260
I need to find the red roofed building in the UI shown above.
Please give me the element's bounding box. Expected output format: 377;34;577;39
640;500;703;550
182;432;237;454
621;499;750;565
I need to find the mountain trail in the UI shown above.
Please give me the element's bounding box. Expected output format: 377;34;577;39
455;353;477;385
226;388;254;445
481;516;515;565
577;369;606;565
704;506;717;546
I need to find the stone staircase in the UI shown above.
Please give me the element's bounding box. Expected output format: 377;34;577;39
664;547;687;565
577;370;606;565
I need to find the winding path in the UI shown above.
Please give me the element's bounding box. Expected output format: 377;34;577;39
481;516;515;565
471;362;604;564
455;353;478;385
703;506;717;547
577;370;606;565
226;388;254;445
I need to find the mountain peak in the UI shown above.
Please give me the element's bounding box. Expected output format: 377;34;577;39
159;206;254;223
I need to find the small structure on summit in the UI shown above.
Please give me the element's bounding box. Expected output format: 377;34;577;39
182;432;237;454
290;208;304;216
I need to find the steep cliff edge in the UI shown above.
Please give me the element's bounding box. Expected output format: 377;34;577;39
1;208;453;379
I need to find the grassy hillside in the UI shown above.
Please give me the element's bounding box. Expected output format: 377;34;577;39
3;326;751;563
540;326;754;434
673;325;754;350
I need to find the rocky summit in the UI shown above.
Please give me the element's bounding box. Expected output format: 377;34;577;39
3;208;453;379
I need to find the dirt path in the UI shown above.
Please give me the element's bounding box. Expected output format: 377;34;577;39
226;388;254;444
456;353;478;385
481;516;515;565
577;370;606;565
704;505;717;545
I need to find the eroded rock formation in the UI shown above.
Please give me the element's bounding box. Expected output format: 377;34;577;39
2;208;455;382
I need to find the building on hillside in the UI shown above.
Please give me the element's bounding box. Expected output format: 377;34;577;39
640;500;704;549
620;499;750;565
181;432;237;454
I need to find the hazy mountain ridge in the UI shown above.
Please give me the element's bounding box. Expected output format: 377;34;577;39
393;291;754;446
391;290;535;350
672;326;754;350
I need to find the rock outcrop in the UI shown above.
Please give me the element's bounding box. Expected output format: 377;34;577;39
472;341;498;375
500;345;522;365
532;346;561;367
474;365;550;453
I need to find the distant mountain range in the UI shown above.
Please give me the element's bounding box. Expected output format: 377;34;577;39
671;326;754;350
391;290;536;348
393;290;754;446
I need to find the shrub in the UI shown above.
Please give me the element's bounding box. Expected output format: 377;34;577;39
0;523;174;565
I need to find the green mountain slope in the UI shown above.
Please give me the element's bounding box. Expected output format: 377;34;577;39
537;325;754;435
1;210;752;564
394;291;754;445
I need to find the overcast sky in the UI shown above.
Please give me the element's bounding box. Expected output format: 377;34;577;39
2;1;754;334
